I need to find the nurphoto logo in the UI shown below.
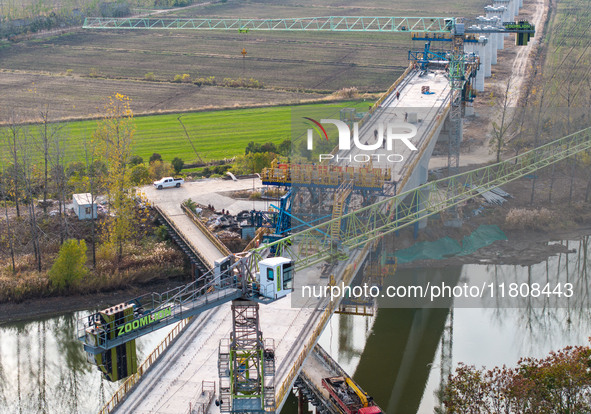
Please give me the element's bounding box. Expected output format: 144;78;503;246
304;117;418;163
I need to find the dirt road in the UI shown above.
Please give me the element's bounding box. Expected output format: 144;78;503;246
428;0;550;169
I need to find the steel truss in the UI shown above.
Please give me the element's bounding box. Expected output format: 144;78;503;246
253;127;591;269
219;300;276;413
83;16;454;33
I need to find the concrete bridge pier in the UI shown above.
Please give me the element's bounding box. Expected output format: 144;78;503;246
475;36;492;78
487;27;498;64
473;40;486;92
477;17;499;65
510;0;518;17
514;0;521;16
493;0;513;37
483;36;492;77
398;106;450;234
485;7;507;50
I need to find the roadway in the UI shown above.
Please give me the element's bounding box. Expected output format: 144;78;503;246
114;67;452;413
141;178;269;269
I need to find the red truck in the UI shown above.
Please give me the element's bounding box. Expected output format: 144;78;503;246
322;376;383;414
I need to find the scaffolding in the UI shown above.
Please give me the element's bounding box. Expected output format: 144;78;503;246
219;300;276;413
261;161;391;191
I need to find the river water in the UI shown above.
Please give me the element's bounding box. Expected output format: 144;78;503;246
0;311;173;414
283;235;591;413
1;236;589;414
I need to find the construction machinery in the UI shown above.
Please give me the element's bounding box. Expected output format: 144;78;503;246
80;254;294;412
322;376;383;414
78;12;539;414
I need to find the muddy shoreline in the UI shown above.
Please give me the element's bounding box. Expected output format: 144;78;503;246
398;225;591;269
0;278;187;325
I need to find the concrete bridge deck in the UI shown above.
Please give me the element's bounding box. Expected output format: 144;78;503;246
114;67;452;414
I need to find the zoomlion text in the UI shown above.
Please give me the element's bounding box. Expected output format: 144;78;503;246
117;307;172;337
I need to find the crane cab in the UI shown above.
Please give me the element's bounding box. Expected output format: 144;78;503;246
256;257;294;300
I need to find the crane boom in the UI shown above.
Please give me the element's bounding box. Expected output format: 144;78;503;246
83;16;454;32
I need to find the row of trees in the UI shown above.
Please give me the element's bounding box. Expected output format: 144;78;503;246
245;139;290;157
439;344;591;413
0;93;141;279
0;0;195;40
486;2;591;205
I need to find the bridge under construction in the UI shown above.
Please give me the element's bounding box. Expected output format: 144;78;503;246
76;0;591;412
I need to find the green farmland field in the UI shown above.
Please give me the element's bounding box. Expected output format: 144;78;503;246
3;101;367;166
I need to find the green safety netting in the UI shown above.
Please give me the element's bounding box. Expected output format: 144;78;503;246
394;225;506;264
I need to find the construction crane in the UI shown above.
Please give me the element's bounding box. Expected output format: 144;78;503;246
78;123;591;413
80;253;294;412
83;16;534;173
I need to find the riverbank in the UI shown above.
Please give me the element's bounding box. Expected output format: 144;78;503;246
0;276;187;324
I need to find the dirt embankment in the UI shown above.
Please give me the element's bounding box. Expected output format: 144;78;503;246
0;277;187;325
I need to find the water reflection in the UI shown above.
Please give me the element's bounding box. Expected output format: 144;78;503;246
0;311;173;414
311;235;591;414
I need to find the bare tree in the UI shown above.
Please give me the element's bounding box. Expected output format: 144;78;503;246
490;76;517;163
82;136;104;268
21;129;42;272
3;114;22;218
50;127;69;244
35;105;62;214
1;167;16;274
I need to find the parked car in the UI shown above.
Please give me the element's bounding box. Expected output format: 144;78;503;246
153;177;184;189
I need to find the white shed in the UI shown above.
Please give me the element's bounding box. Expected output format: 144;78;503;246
73;193;97;220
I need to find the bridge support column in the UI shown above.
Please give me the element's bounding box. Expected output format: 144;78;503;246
483;36;492;77
476;18;498;66
415;161;431;233
487;28;498;65
485;7;506;50
493;0;512;37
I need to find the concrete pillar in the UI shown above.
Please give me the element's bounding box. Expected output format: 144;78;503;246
512;0;520;17
416;161;430;230
486;26;498;64
474;38;486;91
477;17;499;65
417;186;430;230
507;0;514;17
493;0;512;37
482;36;492;77
485;6;506;25
485;8;506;49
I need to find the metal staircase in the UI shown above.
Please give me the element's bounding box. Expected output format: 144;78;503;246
329;181;353;242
